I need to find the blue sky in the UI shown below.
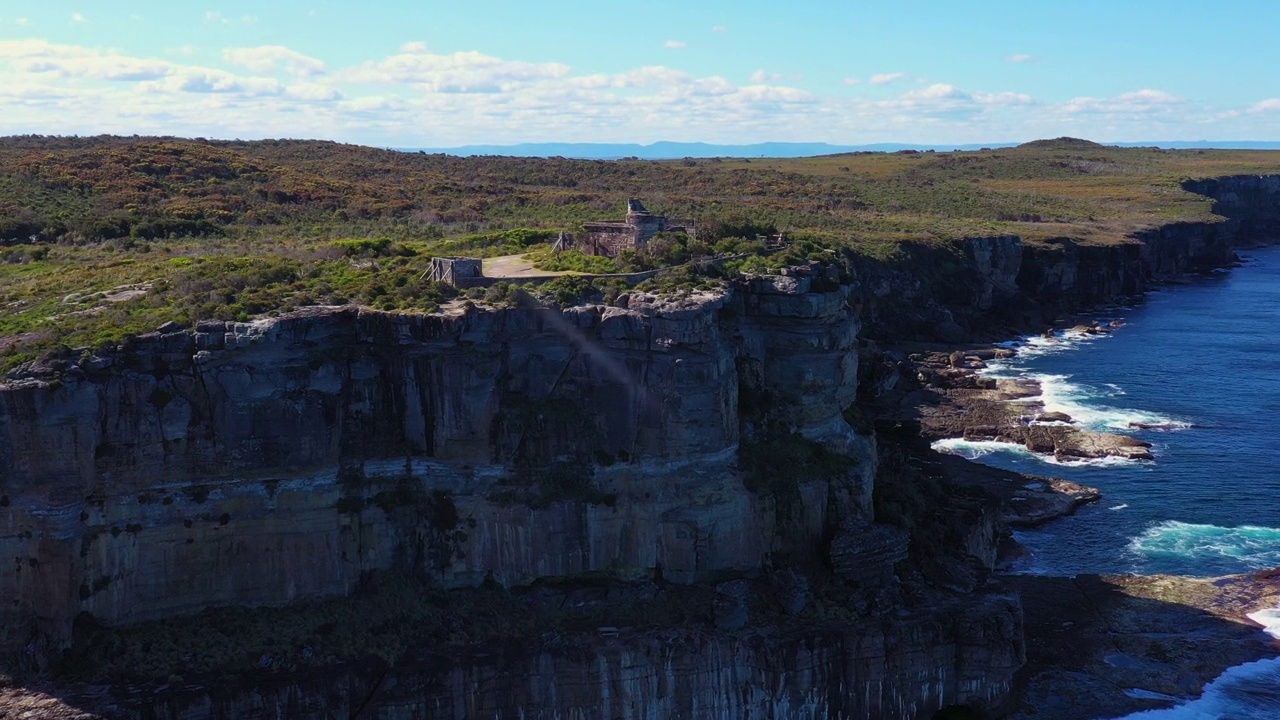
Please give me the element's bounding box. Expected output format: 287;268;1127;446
1;1;1278;146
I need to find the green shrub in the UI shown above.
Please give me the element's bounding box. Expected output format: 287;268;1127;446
535;275;597;307
527;248;618;274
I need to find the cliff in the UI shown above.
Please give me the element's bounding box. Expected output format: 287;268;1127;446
849;174;1280;343
0;274;868;632
3;271;1028;718
129;590;1022;720
3;173;1277;719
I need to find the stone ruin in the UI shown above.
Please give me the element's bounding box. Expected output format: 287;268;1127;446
424;256;483;286
578;198;696;257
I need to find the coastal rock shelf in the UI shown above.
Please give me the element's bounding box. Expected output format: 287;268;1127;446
891;344;1155;465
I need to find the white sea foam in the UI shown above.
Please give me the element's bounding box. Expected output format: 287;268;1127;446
1109;504;1129;511
1128;521;1280;570
973;331;1189;436
1009;329;1099;360
1245;607;1280;640
1020;373;1191;432
1044;454;1148;468
930;438;1034;461
1105;657;1280;719
1121;688;1182;702
929;438;1147;468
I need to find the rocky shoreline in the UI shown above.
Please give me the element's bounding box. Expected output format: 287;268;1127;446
1009;571;1280;720
894;327;1158;464
875;318;1280;718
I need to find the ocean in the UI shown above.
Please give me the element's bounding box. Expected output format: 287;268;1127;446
931;245;1280;718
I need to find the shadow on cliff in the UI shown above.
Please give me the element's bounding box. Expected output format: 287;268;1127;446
1004;572;1279;720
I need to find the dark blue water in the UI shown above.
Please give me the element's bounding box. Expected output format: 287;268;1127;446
936;246;1280;578
932;247;1280;719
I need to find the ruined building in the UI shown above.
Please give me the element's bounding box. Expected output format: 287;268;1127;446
424;256;483;286
580;198;696;257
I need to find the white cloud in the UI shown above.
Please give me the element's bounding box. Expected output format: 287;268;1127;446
974;90;1035;106
738;85;814;103
2;39;1274;147
336;48;571;93
750;69;802;84
843;77;862;86
224;46;326;76
711;24;728;32
24;55;174;81
286;82;341;101
71;13;88;24
572;66;691;90
147;68;283;96
1063;88;1183;114
1006;54;1034;63
869;72;907;85
903;83;967;100
0;40;95;58
14;18;29;26
663;40;686;49
167;46;199;57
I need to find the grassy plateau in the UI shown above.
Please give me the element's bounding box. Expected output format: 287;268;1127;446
2;134;1279;370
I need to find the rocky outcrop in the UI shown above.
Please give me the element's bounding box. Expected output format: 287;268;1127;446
829;519;910;587
906;348;1155;463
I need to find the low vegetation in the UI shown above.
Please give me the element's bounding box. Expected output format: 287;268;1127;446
1;135;1278;370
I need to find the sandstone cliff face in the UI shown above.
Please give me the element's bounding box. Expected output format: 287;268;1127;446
1184;174;1280;247
134;591;1023;720
0;276;868;649
1;270;1030;719
855;175;1280;340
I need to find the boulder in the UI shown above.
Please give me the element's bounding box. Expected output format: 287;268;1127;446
713;579;751;631
829;519;909;587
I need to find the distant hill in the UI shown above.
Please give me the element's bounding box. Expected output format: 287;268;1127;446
404;140;1280;159
1018;137;1106;150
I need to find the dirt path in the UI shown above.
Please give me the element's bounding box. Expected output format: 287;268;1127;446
482;254;568;278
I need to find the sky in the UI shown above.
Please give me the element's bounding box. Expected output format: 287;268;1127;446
1;1;1279;147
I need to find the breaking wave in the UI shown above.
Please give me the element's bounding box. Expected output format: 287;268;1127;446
1018;373;1191;432
1127;521;1280;570
929;438;1146;468
1108;658;1280;719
